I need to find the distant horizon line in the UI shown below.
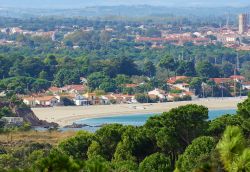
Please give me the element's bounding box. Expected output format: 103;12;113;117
0;4;250;10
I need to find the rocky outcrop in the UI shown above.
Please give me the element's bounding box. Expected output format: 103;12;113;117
0;100;58;128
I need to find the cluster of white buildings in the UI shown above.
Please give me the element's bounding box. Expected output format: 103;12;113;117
0;27;56;41
22;84;138;107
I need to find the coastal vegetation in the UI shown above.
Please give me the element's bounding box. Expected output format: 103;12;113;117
0;44;249;98
0;94;250;171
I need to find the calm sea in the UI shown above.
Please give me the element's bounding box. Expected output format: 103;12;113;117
72;109;236;132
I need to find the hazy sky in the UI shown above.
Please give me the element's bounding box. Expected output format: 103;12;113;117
0;0;249;8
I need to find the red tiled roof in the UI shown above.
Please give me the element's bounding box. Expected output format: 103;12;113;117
124;84;139;88
135;36;209;42
183;91;194;96
35;96;58;101
230;75;245;80
242;81;250;86
211;78;232;84
148;94;158;99
61;85;86;91
167;76;189;84
23;97;36;101
48;87;60;92
167;93;181;98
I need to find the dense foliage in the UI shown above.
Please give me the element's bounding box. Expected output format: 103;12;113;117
0;16;250;96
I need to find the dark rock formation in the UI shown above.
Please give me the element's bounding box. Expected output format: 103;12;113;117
0;99;58;128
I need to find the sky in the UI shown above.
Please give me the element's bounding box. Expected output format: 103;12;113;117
0;0;249;9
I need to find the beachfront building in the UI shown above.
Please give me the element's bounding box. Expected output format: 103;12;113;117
104;94;137;104
173;83;190;92
23;96;59;107
47;85;86;95
166;93;180;101
84;93;100;105
230;75;245;82
2;117;24;125
99;95;112;105
167;76;190;85
166;91;196;101
23;97;37;107
47;86;61;94
242;82;250;90
61;85;86;94
148;88;167;100
73;94;90;106
35;96;59;107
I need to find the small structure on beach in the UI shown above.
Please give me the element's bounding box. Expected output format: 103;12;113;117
2;117;24;125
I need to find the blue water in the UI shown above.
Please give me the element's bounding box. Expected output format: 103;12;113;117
75;109;236;131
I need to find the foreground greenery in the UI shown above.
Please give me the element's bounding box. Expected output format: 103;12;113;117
0;94;250;171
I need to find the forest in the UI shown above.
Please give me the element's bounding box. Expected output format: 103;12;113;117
1;43;250;97
0;16;249;98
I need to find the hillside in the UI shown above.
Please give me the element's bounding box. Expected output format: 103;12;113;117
0;97;58;127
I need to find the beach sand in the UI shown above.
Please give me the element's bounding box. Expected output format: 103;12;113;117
32;97;246;127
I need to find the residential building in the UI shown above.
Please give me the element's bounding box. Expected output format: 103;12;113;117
84;93;100;105
23;97;37;107
55;94;75;103
124;84;139;88
230;75;245;82
166;93;180;101
48;86;61;94
167;76;189;85
2;117;24;125
211;78;232;85
61;85;86;94
35;96;59;106
173;83;190;92
99;95;111;105
148;88;166;100
242;82;250;90
74;95;90;106
23;96;59;107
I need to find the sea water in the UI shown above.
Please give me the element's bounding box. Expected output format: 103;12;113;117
73;109;236;132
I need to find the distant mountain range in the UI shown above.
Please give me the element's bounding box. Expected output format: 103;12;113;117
0;1;249;18
0;0;249;9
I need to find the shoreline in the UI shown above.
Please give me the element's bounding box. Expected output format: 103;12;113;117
32;97;246;127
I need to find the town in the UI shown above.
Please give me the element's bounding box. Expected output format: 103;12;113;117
0;14;250;50
0;13;249;108
1;2;250;172
19;74;249;107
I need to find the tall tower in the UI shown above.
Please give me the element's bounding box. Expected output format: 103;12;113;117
239;13;248;34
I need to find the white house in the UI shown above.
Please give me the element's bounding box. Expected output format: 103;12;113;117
74;95;90;106
242;82;250;90
23;97;37;107
173;83;190;92
2;117;24;125
35;96;59;106
99;96;111;105
148;88;166;100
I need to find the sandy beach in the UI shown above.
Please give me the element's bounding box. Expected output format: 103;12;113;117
32;97;246;126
